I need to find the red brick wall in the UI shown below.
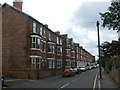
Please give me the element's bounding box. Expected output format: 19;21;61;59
2;5;30;76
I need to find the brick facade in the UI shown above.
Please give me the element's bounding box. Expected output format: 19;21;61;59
2;2;95;79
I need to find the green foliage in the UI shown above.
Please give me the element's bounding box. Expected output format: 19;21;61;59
100;2;120;31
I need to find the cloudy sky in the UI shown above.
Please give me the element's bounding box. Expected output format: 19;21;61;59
1;0;118;59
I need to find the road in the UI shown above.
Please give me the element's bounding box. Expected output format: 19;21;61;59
6;68;99;89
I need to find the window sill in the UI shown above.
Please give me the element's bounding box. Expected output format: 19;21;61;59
30;48;42;52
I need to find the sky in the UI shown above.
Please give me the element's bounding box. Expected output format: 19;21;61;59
1;0;118;60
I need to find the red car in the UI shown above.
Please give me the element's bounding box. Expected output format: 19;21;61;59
62;68;75;77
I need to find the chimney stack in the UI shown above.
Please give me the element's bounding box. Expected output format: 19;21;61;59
13;0;23;10
55;31;60;36
44;24;48;28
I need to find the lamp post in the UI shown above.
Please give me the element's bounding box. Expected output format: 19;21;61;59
96;21;102;79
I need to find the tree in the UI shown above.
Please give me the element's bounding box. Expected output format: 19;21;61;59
100;2;120;31
100;41;111;58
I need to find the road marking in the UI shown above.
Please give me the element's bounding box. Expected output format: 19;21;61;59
98;80;101;90
72;78;78;82
58;83;69;90
93;71;99;90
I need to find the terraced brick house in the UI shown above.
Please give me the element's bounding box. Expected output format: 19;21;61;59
2;0;63;79
60;34;71;68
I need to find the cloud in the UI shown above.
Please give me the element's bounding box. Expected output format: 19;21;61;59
72;2;111;30
65;27;98;55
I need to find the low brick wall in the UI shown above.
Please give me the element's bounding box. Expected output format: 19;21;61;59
6;69;62;79
109;68;120;86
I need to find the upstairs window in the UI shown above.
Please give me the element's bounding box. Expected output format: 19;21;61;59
66;49;70;56
44;28;46;38
57;46;62;55
38;38;41;49
40;26;42;36
77;47;79;53
43;42;46;53
60;39;62;45
49;32;51;40
57;37;59;44
33;22;36;33
77;54;79;60
48;44;55;53
32;37;36;48
57;60;62;69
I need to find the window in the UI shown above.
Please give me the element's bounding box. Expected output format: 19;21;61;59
71;52;75;58
57;46;62;55
44;28;46;37
40;26;42;36
38;58;41;69
66;49;70;56
48;59;55;69
43;43;46;52
57;37;59;44
48;60;52;69
31;58;36;69
77;47;79;53
77;54;79;60
32;37;36;48
57;60;62;69
49;32;51;40
48;44;55;53
38;38;41;49
33;22;36;33
53;60;55;68
60;39;62;45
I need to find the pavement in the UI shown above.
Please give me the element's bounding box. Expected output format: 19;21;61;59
97;69;119;89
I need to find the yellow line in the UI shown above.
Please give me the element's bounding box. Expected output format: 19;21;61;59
93;71;99;90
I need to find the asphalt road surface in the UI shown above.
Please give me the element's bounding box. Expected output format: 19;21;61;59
6;68;99;89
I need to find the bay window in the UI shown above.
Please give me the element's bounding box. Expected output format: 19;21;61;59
48;44;55;53
32;37;36;48
57;46;62;55
38;38;41;49
31;58;36;69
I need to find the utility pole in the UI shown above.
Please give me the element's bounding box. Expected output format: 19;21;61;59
96;21;102;79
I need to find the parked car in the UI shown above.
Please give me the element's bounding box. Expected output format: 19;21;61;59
73;68;81;74
79;66;86;72
62;68;75;77
88;66;92;70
